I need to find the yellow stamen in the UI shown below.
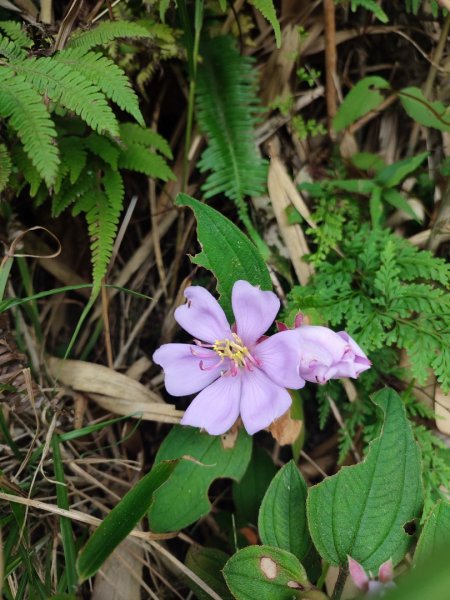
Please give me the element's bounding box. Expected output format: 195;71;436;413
213;333;250;368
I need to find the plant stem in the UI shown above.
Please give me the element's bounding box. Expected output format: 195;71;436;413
331;566;348;600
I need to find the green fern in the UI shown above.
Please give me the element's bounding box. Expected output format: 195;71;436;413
337;0;389;22
54;48;144;125
0;71;59;185
196;35;268;252
118;144;175;181
0;143;11;192
288;226;450;390
0;34;26;59
9;57;120;137
0;21;32;48
83;133;120;168
58;136;87;184
249;0;281;46
67;20;151;52
119;123;172;158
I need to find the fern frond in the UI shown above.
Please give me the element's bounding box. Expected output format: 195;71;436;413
10;57;119;137
119;123;172;158
83;133;119;168
0;21;32;48
67;20;151;52
54;48;144;125
118;145;175;181
248;0;281;46
0;34;26;59
59;136;87;184
0;70;58;185
52;172;96;217
196;36;267;245
347;0;389;22
0;143;11;192
11;146;42;196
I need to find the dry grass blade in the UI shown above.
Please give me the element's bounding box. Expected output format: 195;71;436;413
92;538;143;600
267;140;315;285
47;357;183;423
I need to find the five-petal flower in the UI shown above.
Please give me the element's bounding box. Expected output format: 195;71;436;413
153;280;305;435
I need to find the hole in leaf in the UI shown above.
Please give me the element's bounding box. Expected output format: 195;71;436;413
404;520;417;536
260;556;278;579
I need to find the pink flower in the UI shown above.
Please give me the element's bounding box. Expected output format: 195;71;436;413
291;325;371;384
348;556;396;597
153;280;306;435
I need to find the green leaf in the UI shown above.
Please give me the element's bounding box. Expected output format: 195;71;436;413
185;546;232;600
118;144;175;181
414;501;450;566
330;179;376;194
248;0;281;47
333;76;390;132
54;48;144;125
307;388;423;572
399;87;450;131
351;152;386;173
67;20;151;51
223;546;325;600
176;194;272;319
258;461;311;563
233;446;277;526
0;21;33;48
382;189;420;220
148;426;252;532
0;71;59;186
77;460;177;581
0;143;11;192
196;35;268;253
119;123;173;158
375;152;428;187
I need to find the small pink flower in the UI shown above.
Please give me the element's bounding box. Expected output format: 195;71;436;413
291;324;371;384
348;556;395;597
153;280;306;435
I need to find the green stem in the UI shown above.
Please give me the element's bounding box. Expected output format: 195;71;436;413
331;566;348;600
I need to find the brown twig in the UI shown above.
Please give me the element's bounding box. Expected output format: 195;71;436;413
324;0;337;137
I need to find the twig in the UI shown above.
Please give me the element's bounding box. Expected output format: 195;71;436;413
323;0;337;136
331;566;349;600
40;0;52;24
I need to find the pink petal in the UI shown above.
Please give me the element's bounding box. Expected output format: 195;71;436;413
253;330;306;389
240;369;292;435
378;559;394;583
181;375;241;435
337;331;372;376
153;343;220;396
175;286;231;343
231;280;280;346
348;556;369;592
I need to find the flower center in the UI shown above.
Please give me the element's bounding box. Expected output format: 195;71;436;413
213;333;251;368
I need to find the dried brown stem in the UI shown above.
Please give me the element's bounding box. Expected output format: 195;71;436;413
324;0;337;136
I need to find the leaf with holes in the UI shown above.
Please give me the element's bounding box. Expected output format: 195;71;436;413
148;426;252;532
307;387;423;572
223;546;326;600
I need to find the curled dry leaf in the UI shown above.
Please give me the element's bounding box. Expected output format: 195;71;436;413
47;357;183;424
268;408;302;446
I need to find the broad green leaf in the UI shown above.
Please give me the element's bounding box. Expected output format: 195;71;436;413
399;87;450;132
248;0;281;47
384;545;450;600
330;179;376;194
382;189;420;221
333;76;390;132
414;500;450;566
176;194;272;319
233;446;277;526
185;546;232;600
148;426;252;532
223;545;326;600
375;152;428;187
307;388;423;572
77;460;177;581
351;152;386;173
258;461;309;562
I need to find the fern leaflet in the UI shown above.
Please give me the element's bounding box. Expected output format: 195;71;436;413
0;143;11;192
119;123;173;158
54;48;144;125
0;70;59;185
118;145;175;181
67;20;151;52
248;0;281;46
196;35;268;250
10;57;120;137
0;34;26;59
0;21;32;48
